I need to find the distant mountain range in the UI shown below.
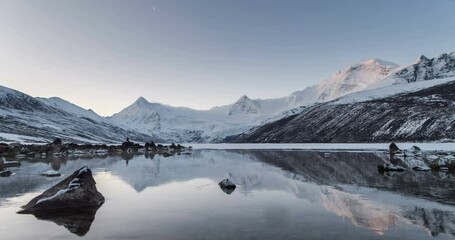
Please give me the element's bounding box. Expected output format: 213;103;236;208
0;51;454;143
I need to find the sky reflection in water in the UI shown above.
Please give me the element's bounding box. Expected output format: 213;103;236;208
0;150;455;240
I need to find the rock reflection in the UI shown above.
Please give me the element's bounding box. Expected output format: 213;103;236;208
29;206;102;236
219;186;236;195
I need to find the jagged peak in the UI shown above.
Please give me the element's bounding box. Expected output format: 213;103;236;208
418;55;430;62
237;95;251;102
135;96;148;103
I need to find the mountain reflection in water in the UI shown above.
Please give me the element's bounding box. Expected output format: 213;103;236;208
0;149;455;239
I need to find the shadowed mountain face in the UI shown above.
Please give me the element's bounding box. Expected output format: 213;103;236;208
226;80;455;143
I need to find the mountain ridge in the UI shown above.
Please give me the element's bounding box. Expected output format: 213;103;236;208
1;51;454;143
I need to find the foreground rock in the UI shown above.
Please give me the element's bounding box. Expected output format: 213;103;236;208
18;166;104;214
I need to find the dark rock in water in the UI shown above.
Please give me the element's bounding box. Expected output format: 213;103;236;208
378;163;406;172
18;166;104;214
121;141;135;151
410;146;421;153
0;170;12;177
219;179;236;188
389;143;400;155
150;141;157;150
218;179;236;195
0;144;8;155
4;160;21;168
41;170;62;177
28;204;101;236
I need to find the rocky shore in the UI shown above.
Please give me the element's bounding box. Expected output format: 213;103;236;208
378;143;455;173
0;138;191;176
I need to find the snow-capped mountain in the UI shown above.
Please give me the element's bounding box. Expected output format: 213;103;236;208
287;58;398;106
370;52;455;88
109;96;260;143
227;95;261;116
394;53;455;83
2;51;455;143
109;58;400;142
0;86;156;143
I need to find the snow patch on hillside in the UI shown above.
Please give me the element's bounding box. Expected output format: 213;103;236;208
332;77;455;105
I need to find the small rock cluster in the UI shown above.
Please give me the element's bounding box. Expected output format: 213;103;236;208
0;138;191;159
379;143;455;173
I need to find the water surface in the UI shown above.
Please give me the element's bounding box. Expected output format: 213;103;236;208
1;150;455;239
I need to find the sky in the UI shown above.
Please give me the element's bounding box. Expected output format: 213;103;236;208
0;0;454;116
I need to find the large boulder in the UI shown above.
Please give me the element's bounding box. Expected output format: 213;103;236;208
18;166;104;214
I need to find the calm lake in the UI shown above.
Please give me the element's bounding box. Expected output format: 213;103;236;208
1;149;455;239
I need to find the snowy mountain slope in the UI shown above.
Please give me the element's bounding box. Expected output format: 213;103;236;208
0;86;60;113
110;96;259;143
0;85;158;143
286;59;398;106
37;97;108;123
226;77;455;143
111;58;399;142
227;95;261;116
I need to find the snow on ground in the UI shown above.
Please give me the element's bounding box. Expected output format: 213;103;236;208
0;132;48;144
332;77;455;105
190;143;455;151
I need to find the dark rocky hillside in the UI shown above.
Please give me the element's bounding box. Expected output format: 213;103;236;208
226;80;455;143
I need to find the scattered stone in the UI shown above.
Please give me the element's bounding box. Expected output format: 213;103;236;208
429;155;455;171
409;146;421;153
0;170;12;177
4;160;21;168
0;139;191;160
18;166;104;214
41;170;62;177
412;166;430;171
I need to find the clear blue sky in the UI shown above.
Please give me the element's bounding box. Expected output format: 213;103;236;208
0;0;454;116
